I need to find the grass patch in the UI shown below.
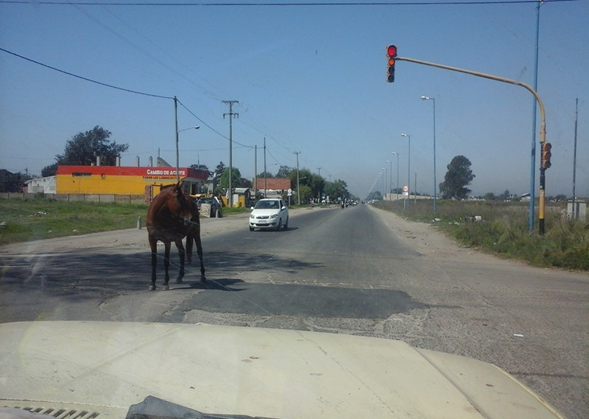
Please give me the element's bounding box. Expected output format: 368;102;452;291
0;198;147;245
373;200;589;271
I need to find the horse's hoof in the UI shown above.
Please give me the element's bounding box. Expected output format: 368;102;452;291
149;285;156;291
176;278;184;284
163;284;169;291
200;276;207;283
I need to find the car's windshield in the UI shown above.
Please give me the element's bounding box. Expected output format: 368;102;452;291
255;200;280;210
0;2;587;419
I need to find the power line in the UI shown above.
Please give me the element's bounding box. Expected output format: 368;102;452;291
176;99;228;140
0;47;173;100
0;1;581;6
0;47;239;148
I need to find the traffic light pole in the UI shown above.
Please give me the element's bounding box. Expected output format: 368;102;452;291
396;56;548;235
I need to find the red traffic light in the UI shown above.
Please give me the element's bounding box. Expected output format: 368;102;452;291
387;45;397;58
541;142;552;169
386;45;397;83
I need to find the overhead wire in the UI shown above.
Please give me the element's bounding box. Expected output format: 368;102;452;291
0;47;173;100
0;1;582;6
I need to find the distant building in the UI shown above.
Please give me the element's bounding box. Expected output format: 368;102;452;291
253;178;291;198
56;165;208;198
25;176;56;194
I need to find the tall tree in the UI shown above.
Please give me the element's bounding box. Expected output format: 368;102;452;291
257;171;274;178
42;126;128;176
276;165;293;178
439;155;475;200
219;167;241;191
214;162;226;179
190;163;210;176
58;126;128;166
324;179;350;201
0;170;32;193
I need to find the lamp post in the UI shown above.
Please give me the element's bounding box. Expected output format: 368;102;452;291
382;167;387;200
392;152;399;201
421;95;437;213
386;160;392;200
175;125;200;182
401;133;411;206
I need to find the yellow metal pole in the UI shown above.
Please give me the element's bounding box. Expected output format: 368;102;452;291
397;56;547;234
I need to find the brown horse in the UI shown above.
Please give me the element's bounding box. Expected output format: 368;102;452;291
146;182;204;291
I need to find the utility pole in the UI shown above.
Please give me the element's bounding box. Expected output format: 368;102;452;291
264;137;267;198
528;0;545;232
254;144;258;201
317;167;322;202
174;96;180;183
223;100;239;207
572;98;579;219
294;151;301;205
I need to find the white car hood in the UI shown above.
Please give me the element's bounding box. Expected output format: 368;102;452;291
0;321;563;419
251;209;281;217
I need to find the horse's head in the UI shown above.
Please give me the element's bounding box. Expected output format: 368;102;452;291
168;182;192;222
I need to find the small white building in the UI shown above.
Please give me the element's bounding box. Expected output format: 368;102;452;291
25;176;56;194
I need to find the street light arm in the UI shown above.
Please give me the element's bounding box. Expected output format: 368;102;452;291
400;56;546;143
178;125;200;133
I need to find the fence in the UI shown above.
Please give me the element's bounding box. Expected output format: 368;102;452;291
0;192;146;205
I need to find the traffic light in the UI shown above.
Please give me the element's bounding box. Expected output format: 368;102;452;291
386;45;397;83
541;142;552;169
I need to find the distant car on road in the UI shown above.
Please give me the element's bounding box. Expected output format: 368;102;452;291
249;198;289;231
197;196;222;218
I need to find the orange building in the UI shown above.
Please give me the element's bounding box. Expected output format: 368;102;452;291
56;165;208;198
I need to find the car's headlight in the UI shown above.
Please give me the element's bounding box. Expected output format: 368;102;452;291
270;213;278;218
250;214;255;219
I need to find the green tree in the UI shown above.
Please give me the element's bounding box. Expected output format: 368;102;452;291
219;167;241;191
296;185;313;204
41;163;58;177
59;126;127;166
190;163;210;175
439;155;475;200
0;170;32;193
276;165;293;178
324;179;350;201
214;162;226;179
498;189;511;201
42;126;128;176
257;171;274;178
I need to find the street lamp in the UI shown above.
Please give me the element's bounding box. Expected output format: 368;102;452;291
401;133;411;206
176;125;200;182
386;160;391;200
392;152;399;201
382;167;387;200
421;95;437;213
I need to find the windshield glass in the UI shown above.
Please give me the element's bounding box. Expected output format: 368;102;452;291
0;2;587;419
255;200;280;209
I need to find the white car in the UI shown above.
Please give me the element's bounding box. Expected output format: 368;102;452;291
249;198;289;231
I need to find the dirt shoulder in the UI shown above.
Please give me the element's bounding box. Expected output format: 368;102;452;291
368;205;522;266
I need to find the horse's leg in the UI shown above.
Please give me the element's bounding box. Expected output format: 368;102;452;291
193;228;206;282
175;238;186;284
163;241;171;290
148;234;158;291
185;231;193;263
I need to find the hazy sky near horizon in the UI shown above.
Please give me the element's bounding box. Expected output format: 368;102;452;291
1;0;587;198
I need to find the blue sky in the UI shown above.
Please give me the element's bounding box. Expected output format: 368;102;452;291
1;0;587;198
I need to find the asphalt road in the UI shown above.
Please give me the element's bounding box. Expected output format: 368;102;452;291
0;204;587;419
